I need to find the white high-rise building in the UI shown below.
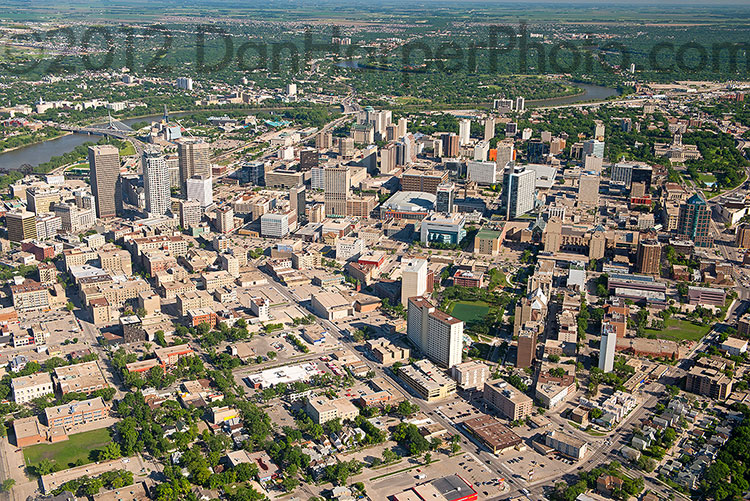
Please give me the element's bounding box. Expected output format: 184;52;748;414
260;212;290;238
397;117;408;139
473;140;490;162
186;174;213;207
484;117;496;141
176;77;193;90
407;296;464;368
583;139;605;159
401;258;428;305
286;83;297;96
179;199;202;228
467;160;497;185
515;96;525;112
143;151;171;216
458;119;471;146
502;165;536;219
311;166;325;190
599;323;617;373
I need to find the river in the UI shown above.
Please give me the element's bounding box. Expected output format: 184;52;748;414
0;82;618;170
0;111;196;171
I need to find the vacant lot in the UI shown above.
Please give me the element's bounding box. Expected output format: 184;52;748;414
449;301;490;323
24;427;112;469
645;318;710;342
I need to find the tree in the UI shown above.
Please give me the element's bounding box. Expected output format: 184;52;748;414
96;442;122;461
65;301;75;311
154;330;167;347
136;307;147;318
0;479;14;492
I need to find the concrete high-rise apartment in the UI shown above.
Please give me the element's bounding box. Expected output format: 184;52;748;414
484;117;496;141
515;96;525;112
459;119;471;146
216;205;234;233
186;174;213;208
467;161;498;185
324;165;350;217
599;323;617;373
397;117;408;139
179;199;202;228
441;133;459;158
577;173;600;205
516;330;537;368
401;258;428;305
178;139;210;194
502;165;536;219
88;145;122;218
636;238;662;275
495;139;515;167
143;151;171;216
407;296;464;368
7;209;37;242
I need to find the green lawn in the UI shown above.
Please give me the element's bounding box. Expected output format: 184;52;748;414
23;427;112;469
449;301;490;323
644;318;710;342
118;142;136;156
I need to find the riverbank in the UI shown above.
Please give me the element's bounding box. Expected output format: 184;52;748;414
0;130;68;155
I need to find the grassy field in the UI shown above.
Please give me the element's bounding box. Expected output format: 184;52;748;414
644;318;710;342
449;300;490;323
118;142;136;156
24;427;111;469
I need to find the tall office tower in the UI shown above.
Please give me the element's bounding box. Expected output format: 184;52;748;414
362;145;378;173
594;120;605;141
584;154;604;174
636;238;662;275
339;137;355;159
186;174;213;208
527;140;550;163
88;144;122;219
473;140;490;161
441;133;459;158
178;139;210;194
458;119;471;146
467;161;498;185
436;183;455;213
582;139;605;159
380;144;397;174
401;258;428;305
290;185;306;222
6;209;37;242
167;156;180;188
179;199;202;228
505;122;518;137
502;165;536;219
324;165;350;217
143;150;171;216
677;194;713;247
299;148;319;171
610;162;634;187
316;131;332;150
407;296;464;368
577;173;600;205
240;161;265;186
216;205;234;233
599;323;617;373
496;138;515;166
516;329;537;368
386;124;398;142
311;166;325;190
484;117;496;141
515;96;525;112
397;117;408;139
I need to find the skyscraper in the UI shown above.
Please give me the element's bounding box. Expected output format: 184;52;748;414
407;296;464;368
186;174;213;208
636;238;662;275
290;185;306;222
516;329;537;368
436;183;455;213
401;258;428;305
88;145;122;218
599;323;617;373
502;165;536;219
178;139;210;194
577;173;600;205
143;151;171;216
458;119;471;146
6;209;37;242
484;117;496;141
583;139;605;159
179;199;202;228
324;165;350;217
515;96;525;112
677;194;713;247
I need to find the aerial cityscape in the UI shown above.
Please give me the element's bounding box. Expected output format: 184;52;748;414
0;1;748;501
